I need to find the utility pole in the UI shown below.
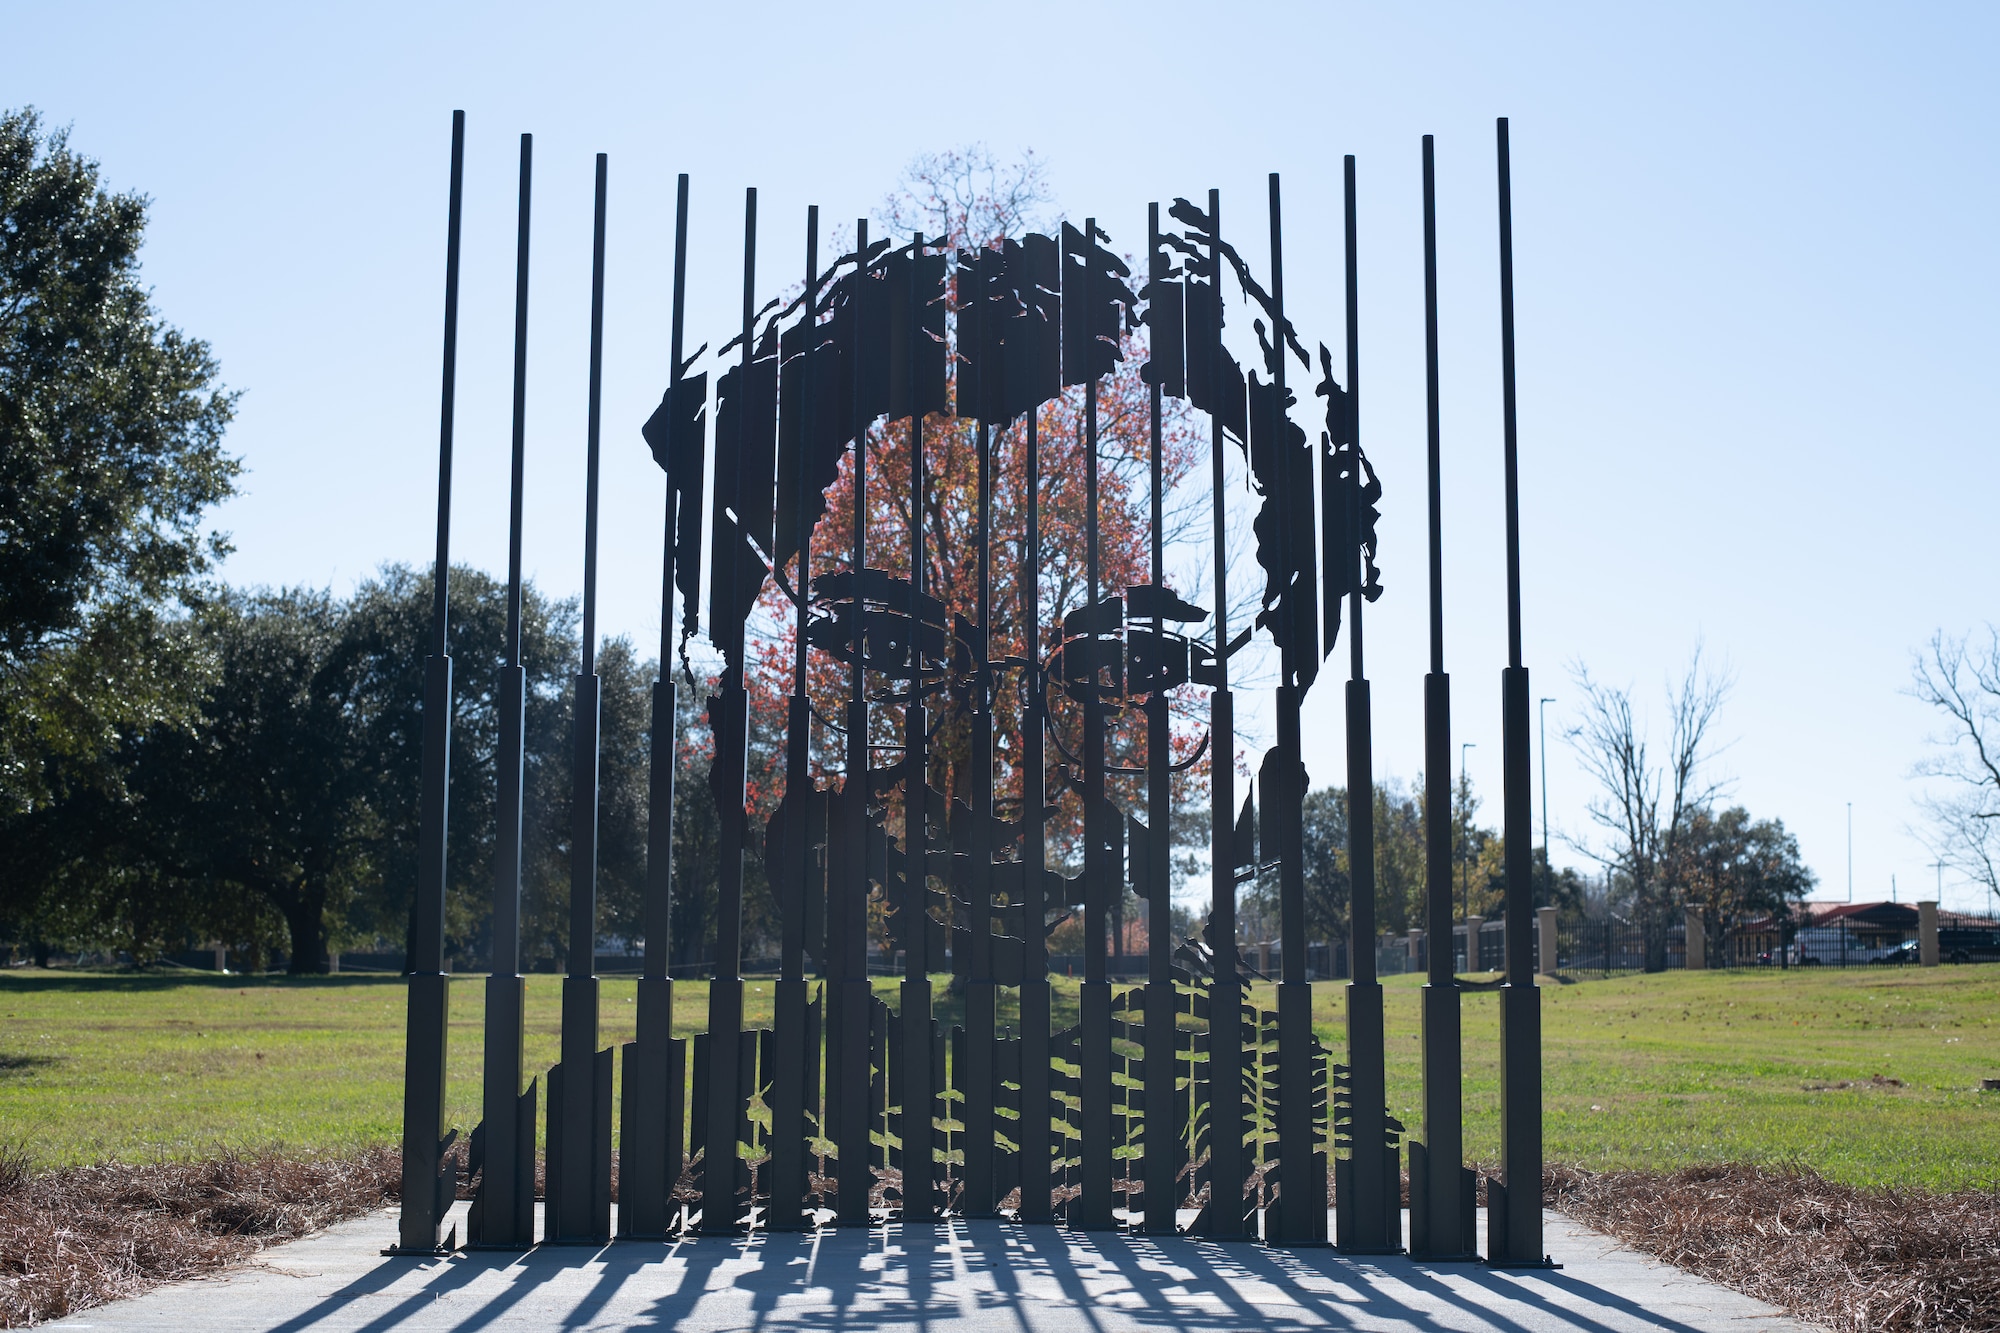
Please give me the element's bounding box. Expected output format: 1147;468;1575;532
1846;803;1853;903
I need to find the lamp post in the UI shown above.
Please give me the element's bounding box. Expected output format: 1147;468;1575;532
1538;696;1553;893
1459;741;1475;930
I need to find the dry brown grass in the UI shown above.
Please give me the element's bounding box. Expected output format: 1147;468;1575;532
0;1147;401;1328
1548;1162;2000;1333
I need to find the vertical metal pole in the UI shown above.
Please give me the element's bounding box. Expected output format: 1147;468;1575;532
1492;115;1547;1267
1077;216;1115;1231
1018;385;1053;1223
397;107;463;1256
1268;173;1317;1247
962;249;999;1217
1141;202;1178;1235
701;187;756;1234
1199;188;1246;1241
901;232;939;1224
1337;155;1394;1254
1539;698;1553;880
833;219;874;1228
1460;741;1474;933
1413;132;1473;1260
477;129;533;1250
767;207;819;1232
627;171;689;1241
552;152;612;1245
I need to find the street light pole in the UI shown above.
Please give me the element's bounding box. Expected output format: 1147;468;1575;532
1538;697;1553;893
1459;741;1476;929
1846;803;1853;903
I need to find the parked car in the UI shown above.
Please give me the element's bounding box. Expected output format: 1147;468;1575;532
1791;939;1909;966
1876;940;1920;965
1941;927;2000;964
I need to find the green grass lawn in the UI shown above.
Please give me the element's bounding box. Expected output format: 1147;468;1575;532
2;966;1995;1188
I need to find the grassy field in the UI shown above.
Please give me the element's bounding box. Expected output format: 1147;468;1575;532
2;966;1995;1188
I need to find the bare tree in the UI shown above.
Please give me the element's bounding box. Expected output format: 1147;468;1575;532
1566;646;1732;969
1910;628;2000;914
879;144;1054;248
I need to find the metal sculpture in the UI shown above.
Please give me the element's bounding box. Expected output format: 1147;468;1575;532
396;111;1544;1261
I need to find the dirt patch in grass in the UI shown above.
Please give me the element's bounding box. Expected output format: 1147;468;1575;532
1801;1073;1904;1092
0;1147;402;1328
1548;1161;2000;1332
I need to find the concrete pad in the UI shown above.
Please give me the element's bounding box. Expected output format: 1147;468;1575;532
53;1203;1809;1332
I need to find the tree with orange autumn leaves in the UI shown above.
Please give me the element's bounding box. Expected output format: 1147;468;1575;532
728;149;1219;956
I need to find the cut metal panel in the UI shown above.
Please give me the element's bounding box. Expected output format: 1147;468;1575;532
887;241;949;421
773;319;846;577
708;327;781;657
640;372;708;643
688;1034;709;1209
1182;278;1246;440
1004;234;1061;418
1142;275;1185;398
1061;220;1138;387
955;244;1009;425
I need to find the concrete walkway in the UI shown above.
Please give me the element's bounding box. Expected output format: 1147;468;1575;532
54;1203;1808;1332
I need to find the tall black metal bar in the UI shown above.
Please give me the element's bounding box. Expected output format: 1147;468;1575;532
1196;187;1246;1241
396;107;464;1256
1076;216;1115;1231
1017;379;1053;1224
1490;116;1548;1267
831;219;874;1228
961;247;999;1218
700;187;757;1234
1140;201;1178;1235
475;129;534;1250
766;207;819;1233
550;152;614;1245
1336;153;1396;1254
624;170;689;1242
900;231;939;1223
1267;174;1319;1246
1411;133;1475;1261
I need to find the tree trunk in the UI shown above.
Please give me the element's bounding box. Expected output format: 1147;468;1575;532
275;886;331;975
1642;907;1669;972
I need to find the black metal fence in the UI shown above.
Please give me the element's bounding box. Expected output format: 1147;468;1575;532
1544;910;2000;976
1553;915;1684;976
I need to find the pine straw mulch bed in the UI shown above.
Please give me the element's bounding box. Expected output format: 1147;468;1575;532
6;1152;1998;1331
1548;1163;2000;1333
0;1147;405;1328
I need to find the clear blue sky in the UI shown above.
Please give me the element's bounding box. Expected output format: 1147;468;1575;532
10;1;1999;910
